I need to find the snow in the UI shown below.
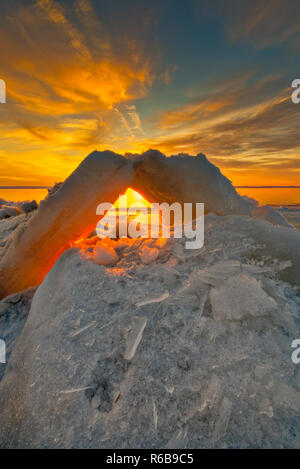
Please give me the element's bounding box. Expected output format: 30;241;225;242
0;213;299;448
0;287;36;380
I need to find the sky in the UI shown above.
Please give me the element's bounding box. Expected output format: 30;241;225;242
0;0;299;187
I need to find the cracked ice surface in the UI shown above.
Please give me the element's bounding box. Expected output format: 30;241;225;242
0;213;300;448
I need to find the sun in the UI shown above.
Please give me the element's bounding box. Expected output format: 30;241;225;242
113;188;151;208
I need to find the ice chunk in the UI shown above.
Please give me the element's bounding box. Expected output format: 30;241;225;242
250;204;292;228
164;427;188;449
243;216;300;287
136;291;169;307
152;397;158;431
199;291;208;318
188;260;242;290
0;206;21;219
139;246;159;264
20;200;38;214
210;273;277;322
124;316;147;360
242;263;273;275
212;397;233;443
59;386;92;394
273;382;300;410
259;397;273;418
69;321;96;338
199;375;222;412
93;244;119;266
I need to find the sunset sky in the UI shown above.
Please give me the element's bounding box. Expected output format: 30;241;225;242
0;0;299;187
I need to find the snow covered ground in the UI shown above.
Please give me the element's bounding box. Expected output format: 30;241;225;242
0;212;299;448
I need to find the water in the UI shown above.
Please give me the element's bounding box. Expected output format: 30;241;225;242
236;187;300;205
1;187;299;205
236;188;300;230
0;187;49;203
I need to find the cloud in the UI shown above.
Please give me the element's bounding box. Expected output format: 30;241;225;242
123;105;144;136
36;0;92;59
0;0;158;149
219;0;300;49
0;0;162;184
157;72;284;131
144;72;300;183
0;0;299;187
164;65;178;85
153;92;300;157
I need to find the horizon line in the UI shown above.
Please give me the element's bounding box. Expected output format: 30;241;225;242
1;185;300;190
0;186;51;189
236;186;300;189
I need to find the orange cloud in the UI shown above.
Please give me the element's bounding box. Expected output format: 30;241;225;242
222;0;300;49
144;74;300;186
0;0;159;184
0;1;299;189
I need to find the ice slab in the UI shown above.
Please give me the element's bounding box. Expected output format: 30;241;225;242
210;273;277;322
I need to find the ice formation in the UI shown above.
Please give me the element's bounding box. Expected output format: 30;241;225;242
0;206;21;220
210;273;277;322
0;214;299;448
0;150;295;298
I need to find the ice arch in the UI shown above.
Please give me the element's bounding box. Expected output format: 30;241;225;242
0;149;298;298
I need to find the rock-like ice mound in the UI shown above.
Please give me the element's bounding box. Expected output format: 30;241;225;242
0;214;299;448
0;206;21;220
